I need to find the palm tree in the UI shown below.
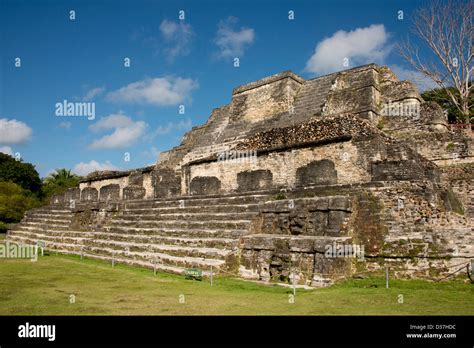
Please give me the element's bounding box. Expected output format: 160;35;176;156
42;169;82;202
43;169;81;186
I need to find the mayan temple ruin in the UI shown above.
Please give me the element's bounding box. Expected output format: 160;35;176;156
7;63;474;286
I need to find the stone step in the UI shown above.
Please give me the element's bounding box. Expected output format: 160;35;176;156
7;235;225;271
75;250;189;275
18;221;72;230
25;213;73;219
123;194;268;209
115;212;257;222
23;216;73;224
105;226;247;239
95;233;238;249
8;228;240;251
82;239;232;259
7;235;83;253
124;203;262;214
106;219;251;230
8;230;87;246
11;224;248;239
83;245;225;269
9;226;80;234
26;208;72;214
5;235;199;275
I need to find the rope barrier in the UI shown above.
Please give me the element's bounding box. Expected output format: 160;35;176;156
49;245;474;284
435;265;469;282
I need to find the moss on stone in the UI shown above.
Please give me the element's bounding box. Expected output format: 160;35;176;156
273;192;287;200
353;192;388;254
377;119;385;130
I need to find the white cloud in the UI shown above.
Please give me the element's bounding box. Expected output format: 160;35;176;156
390;64;438;92
215;17;255;59
305;24;391;75
0;146;13;156
159;20;194;61
72;160;120;176
0;118;32;145
82;86;105;101
89;113;134;132
89;113;148;150
89;124;147;149
58;121;72;130
151;118;192;137
106;77;198;106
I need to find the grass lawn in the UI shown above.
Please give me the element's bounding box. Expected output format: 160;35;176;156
0;253;473;315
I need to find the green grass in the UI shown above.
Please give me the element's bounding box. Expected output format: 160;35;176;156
0;254;473;315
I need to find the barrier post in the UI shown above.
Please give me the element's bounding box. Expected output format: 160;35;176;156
292;269;296;296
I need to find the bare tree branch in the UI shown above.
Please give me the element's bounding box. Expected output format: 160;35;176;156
397;0;473;122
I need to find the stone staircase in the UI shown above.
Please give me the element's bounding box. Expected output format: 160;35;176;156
7;194;267;275
292;74;335;118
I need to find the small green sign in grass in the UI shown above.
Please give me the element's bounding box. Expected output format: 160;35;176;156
184;268;202;281
36;240;49;256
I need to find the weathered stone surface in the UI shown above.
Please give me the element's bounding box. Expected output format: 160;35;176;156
50;193;64;205
327;210;349;235
231;71;304;123
310;211;328;235
80;187;98;202
236;114;378;152
306;197;329;211
237;169;273;191
296;159;337;186
99;184;120;201
328;196;352;211
123;185;146;200
190;176;221;195
64;187;80;203
154;168;180;198
128;172;143;186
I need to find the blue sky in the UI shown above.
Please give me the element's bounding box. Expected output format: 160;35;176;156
0;0;432;177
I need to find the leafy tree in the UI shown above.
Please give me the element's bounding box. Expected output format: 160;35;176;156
43;168;81;187
422;87;474;124
0;153;42;195
0;181;42;232
42;168;82;202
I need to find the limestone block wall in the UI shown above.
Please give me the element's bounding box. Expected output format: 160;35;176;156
323;85;378;118
321;65;380;123
182;112;442;196
79;176;129;201
239;195;355;285
441;163;474;217
230;71;304;123
387;131;473;166
239;180;473;285
450;179;474;217
356;181;474;278
50;167;174;205
182;140;371;195
320;64;425;126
